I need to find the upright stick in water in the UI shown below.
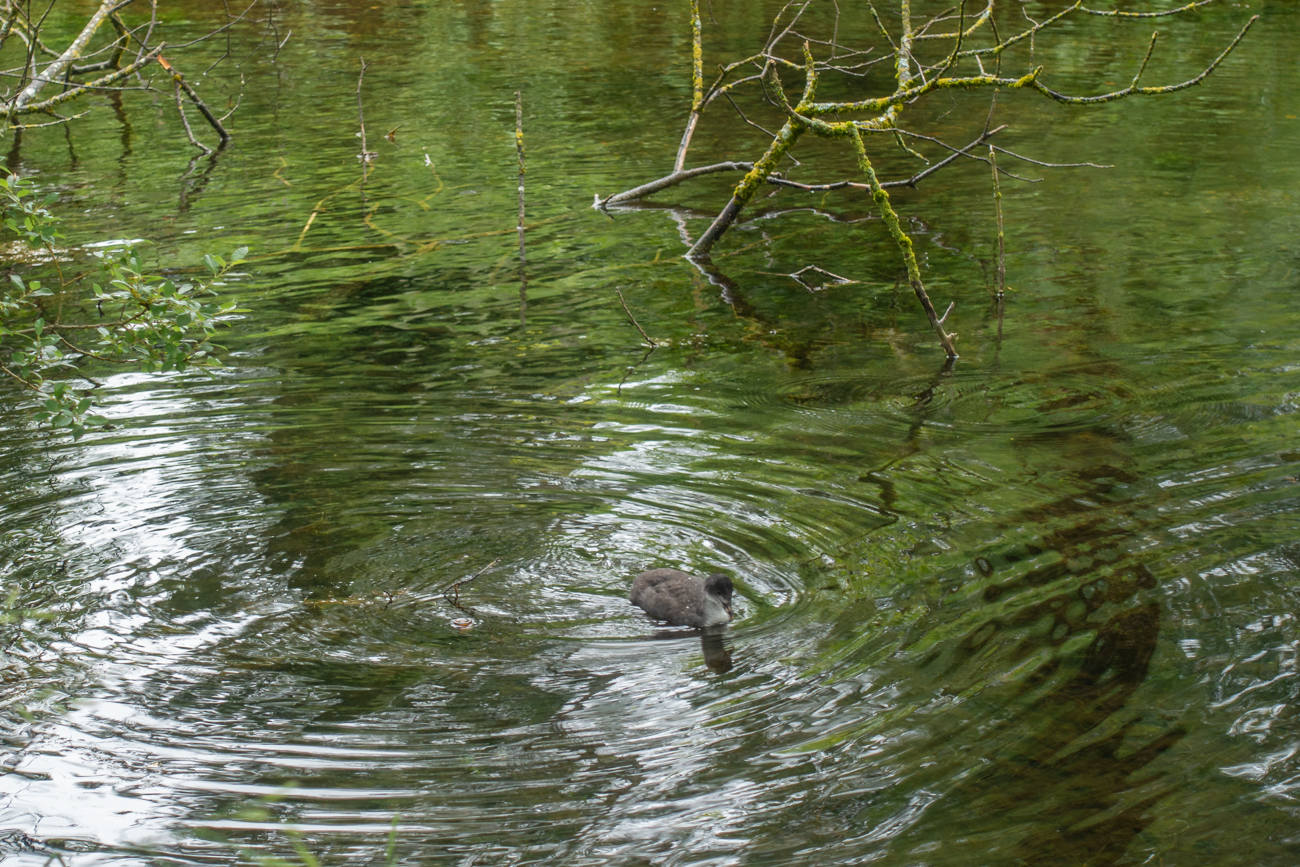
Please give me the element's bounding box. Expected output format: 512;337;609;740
990;144;1006;342
516;90;527;326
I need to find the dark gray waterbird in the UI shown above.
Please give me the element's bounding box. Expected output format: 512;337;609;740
630;568;734;627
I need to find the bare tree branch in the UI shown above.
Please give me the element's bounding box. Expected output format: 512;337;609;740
10;43;161;117
600;161;755;207
13;0;123;109
602;0;1258;356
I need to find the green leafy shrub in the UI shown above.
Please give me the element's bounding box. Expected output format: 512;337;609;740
0;174;243;438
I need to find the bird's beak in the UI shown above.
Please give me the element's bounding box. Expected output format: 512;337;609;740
724;603;733;619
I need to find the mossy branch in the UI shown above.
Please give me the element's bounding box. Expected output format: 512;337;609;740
850;128;958;358
1026;14;1257;105
1081;0;1216;18
9;44;163;118
604;0;1258;356
11;0;117;110
673;0;707;173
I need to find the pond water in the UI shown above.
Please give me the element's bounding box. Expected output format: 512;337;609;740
2;0;1299;864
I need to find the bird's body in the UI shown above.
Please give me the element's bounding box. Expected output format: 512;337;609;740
630;568;734;628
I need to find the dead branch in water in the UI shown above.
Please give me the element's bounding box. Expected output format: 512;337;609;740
160;54;229;153
443;559;501;604
990;144;1005;300
600;0;1258;358
0;0;266;152
356;56;376;179
616;287;657;347
516;90;527;326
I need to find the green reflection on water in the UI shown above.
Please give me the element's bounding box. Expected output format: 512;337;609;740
1;1;1299;865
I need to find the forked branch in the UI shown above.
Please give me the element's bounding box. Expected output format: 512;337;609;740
602;0;1257;356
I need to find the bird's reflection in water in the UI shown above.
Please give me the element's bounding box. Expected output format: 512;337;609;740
700;626;733;673
648;625;734;673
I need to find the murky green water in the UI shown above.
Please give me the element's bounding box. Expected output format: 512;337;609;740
2;1;1299;864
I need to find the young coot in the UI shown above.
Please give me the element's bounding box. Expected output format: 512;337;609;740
630;568;734;627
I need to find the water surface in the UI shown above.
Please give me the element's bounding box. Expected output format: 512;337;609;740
2;1;1299;864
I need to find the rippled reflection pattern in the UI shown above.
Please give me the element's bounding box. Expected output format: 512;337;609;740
1;0;1299;865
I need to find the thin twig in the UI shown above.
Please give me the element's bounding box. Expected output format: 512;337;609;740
616;288;657;346
722;90;781;142
10;109;90;128
600;161;755;207
1082;0;1215;18
874;125;1038;184
158;55;231;147
172;77;211;154
881;123;1008;187
218;72;244;122
617;345;657;396
274;29;291;62
766;176;865;192
161;0;258;50
990;144;1004;299
990;146;1110;169
356;56;375;176
516;90;526;327
442;559;500;604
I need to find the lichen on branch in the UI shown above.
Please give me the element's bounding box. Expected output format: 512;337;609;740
601;0;1258;356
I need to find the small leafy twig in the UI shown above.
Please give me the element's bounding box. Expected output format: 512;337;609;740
0;174;245;438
